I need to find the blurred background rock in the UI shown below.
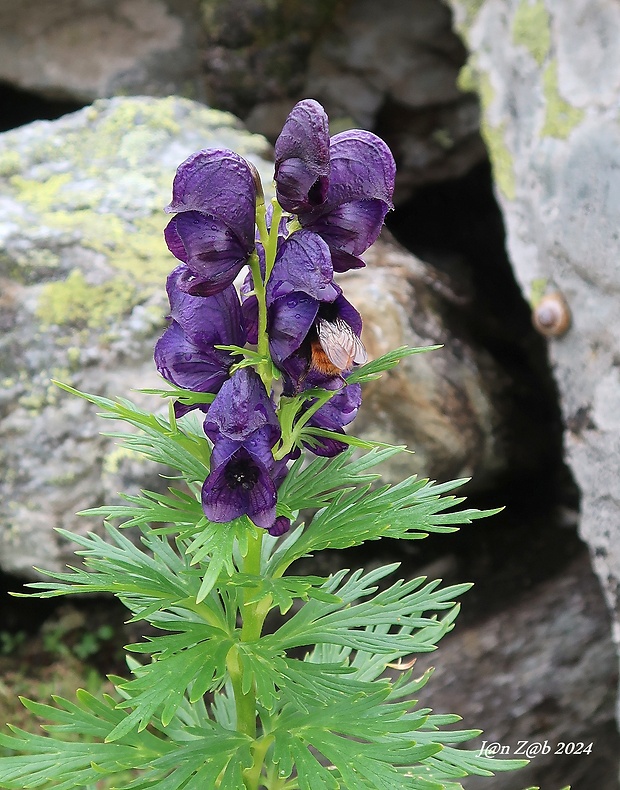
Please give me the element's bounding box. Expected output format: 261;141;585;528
0;1;618;788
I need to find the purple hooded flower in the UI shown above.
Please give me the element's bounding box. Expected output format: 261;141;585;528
201;368;283;531
274;101;396;272
303;378;362;457
274;99;330;214
154;266;246;415
242;230;341;369
164;149;256;295
299;130;396;272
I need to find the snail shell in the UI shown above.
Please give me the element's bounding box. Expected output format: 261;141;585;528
532;292;571;337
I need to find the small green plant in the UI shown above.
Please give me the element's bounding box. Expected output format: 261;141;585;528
0;100;527;789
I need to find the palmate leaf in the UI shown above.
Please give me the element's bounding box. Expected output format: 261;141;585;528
109;625;235;740
264;565;469;655
0;690;172;790
22;524;213;622
78;487;204;532
272;468;499;571
277;446;405;512
183;517;255;602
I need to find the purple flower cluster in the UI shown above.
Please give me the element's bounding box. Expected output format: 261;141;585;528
154;99;395;533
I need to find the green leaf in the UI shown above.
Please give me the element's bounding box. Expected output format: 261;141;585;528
220;573;339;615
273;464;499;570
346;345;441;385
78;487;204;532
0;692;172;789
184;517;256;602
265;566;469;655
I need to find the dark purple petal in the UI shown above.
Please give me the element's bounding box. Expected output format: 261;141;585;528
166;266;246;349
165;212;249;294
211;432;276;474
241;293;259;345
274;99;330;213
305;431;349;457
267;231;338;304
317;293;363;337
201;448;277;529
154;322;231;394
301;199;388;271
322;129;395;212
269;516;291;537
268;292;318;364
203;368;280;446
310;382;362;431
240;271;259;344
165;148;256;252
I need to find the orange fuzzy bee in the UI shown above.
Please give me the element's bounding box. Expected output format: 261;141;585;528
309;316;368;377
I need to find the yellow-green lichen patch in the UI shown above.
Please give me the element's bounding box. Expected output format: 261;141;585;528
36;269;139;329
512;0;550;66
541;61;585;138
0;150;22;178
108;214;173;288
476;72;516;200
482;120;516;200
10;173;74;213
457;58;479;94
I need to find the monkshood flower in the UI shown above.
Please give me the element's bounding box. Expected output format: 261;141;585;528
163;149;256;295
242;230;365;389
274;100;396;272
154;265;246;415
201;368;285;533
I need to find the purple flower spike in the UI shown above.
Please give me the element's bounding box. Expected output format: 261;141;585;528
154;266;247;415
164;149;256;295
274;99;330;214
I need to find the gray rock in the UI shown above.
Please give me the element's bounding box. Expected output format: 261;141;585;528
303;0;486;196
412;553;619;790
0;0;205;102
447;0;620;734
0;96;273;577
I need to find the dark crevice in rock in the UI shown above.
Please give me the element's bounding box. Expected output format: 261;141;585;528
386;158;567;489
381;156;584;616
0;81;84;132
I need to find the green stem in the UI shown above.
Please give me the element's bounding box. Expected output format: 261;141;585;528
229;529;272;747
226;645;256;740
243;735;274;790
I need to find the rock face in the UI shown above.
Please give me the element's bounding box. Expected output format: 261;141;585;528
0;0;205;102
412;552;619;790
0;96;273;577
447;0;620;726
0;0;487;201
